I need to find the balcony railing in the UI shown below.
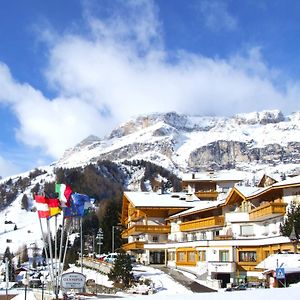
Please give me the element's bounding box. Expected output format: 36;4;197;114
122;224;171;238
249;202;287;221
195;191;219;199
214;234;233;240
180;216;225;232
122;241;145;251
129;209;145;221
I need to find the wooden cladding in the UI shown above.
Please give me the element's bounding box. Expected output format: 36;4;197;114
195;191;219;200
180;215;225;231
122;241;145;251
249;202;287;220
121;224;171;238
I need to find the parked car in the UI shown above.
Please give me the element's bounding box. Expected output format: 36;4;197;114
104;253;119;264
98;254;108;261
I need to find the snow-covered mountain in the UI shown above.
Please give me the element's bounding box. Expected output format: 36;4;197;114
1;109;300;257
56;110;300;177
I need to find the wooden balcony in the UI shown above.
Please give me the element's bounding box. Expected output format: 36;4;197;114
249;202;287;221
195;191;219;199
122;224;171;238
214;234;233;240
180;215;225;232
129;209;145;221
122;241;145;251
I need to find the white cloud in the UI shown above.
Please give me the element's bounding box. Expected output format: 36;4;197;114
0;155;20;178
0;0;299;164
196;0;238;31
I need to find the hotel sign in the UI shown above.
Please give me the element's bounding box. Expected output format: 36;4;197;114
61;272;86;289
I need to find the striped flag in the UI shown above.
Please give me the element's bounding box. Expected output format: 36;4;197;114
48;198;61;217
55;183;72;207
34;195;50;218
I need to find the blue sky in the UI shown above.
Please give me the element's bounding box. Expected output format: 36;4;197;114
0;0;300;178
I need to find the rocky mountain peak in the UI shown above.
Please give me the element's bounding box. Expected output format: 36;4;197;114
57;110;300;176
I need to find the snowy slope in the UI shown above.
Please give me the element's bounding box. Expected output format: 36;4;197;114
0;167;57;255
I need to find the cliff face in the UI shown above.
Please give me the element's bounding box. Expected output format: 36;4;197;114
188;141;300;171
57;110;300;175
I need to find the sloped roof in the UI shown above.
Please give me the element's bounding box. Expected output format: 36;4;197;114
256;253;300;270
182;172;244;182
273;175;300;187
169;198;226;219
124;192;198;208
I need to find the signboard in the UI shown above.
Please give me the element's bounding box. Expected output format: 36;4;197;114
61;272;86;289
276;267;285;279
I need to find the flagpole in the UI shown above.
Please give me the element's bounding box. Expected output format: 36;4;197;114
38;218;54;284
46;218;55;293
62;220;71;273
58;210;65;278
54;215;59;300
80;217;83;274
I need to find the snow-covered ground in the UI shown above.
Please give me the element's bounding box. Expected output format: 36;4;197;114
65;264;192;296
64;264;300;300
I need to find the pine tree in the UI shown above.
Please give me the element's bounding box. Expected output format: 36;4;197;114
3;247;15;281
280;201;300;238
108;250;134;288
20;244;29;264
21;194;29;210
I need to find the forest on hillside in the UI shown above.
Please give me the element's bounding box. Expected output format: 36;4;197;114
0;159;182;263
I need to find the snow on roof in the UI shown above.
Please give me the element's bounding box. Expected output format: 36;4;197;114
256;253;300;270
124;192;198;208
273;175;300;187
182;172;244;182
234;186;263;197
169;198;226;219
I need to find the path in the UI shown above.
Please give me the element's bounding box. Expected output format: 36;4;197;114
156;266;217;293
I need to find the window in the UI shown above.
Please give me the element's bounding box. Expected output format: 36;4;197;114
240;225;254;236
219;250;229;262
240;200;251;212
168;252;175;261
239;251;257;262
198;250;206;262
262;223;269;236
200;232;207;240
187;251;196;262
177;251;186;262
152;235;158;242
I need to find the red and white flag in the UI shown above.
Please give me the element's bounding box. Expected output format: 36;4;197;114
34;195;50;218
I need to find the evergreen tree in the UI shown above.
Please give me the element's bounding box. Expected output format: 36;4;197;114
3;247;15;281
108;250;134;287
100;199;122;253
20;244;29;263
64;237;80;268
280;201;300;238
21;194;29;210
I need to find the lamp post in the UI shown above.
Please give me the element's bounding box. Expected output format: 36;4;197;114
289;223;298;254
112;225;121;253
22;273;29;300
40;276;45;300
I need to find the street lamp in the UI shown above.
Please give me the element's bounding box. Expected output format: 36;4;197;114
289;223;298;253
40;276;45;300
112;225;121;253
22;273;29;300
